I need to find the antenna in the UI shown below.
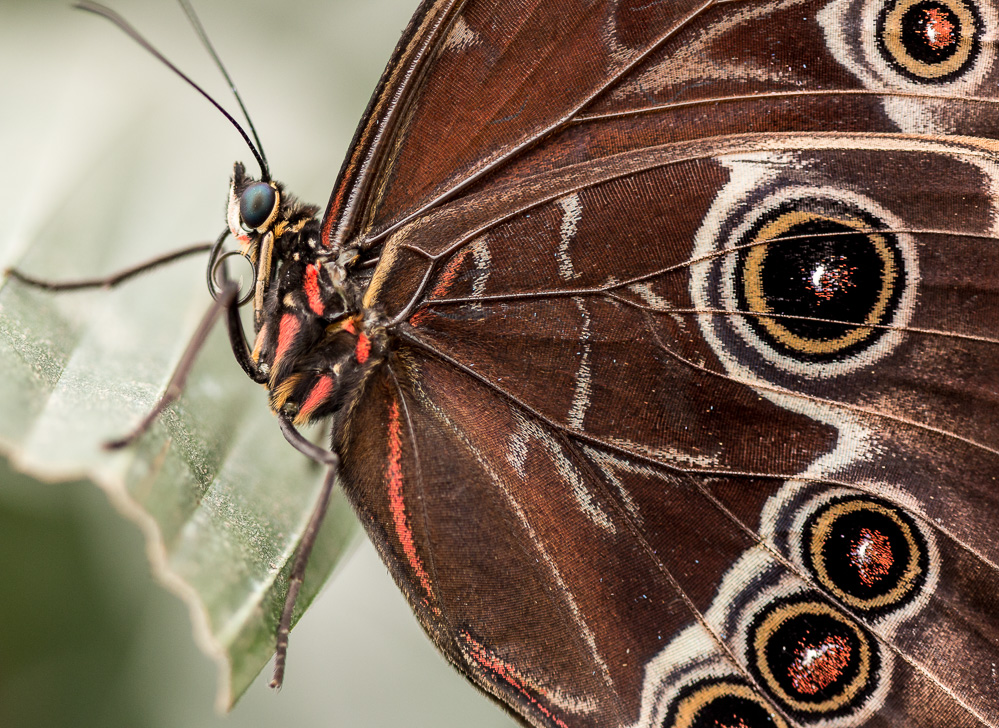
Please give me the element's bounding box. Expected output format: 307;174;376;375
75;1;271;181
176;0;269;179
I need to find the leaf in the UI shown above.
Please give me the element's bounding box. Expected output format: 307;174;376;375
0;0;363;709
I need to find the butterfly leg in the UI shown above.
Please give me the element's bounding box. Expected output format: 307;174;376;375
213;248;269;385
4;242;212;291
104;281;240;449
271;414;340;689
105;231;268;445
5;239;255;448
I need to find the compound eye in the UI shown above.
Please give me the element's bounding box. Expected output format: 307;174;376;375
239;182;277;230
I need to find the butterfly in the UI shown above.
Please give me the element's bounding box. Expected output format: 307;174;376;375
8;0;999;725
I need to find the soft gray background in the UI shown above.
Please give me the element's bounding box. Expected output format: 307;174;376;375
0;1;516;726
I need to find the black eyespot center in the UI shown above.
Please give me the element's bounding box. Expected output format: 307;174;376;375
240;182;277;230
804;497;929;614
734;200;906;363
668;679;789;728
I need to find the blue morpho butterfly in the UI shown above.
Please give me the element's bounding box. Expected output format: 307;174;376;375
9;0;999;725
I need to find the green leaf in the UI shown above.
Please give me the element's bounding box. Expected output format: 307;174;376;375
0;0;363;709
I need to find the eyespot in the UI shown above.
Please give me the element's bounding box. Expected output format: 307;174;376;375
239;182;278;230
803;496;930;615
817;0;997;134
732;200;906;364
747;595;879;719
668;679;789;728
876;0;982;83
691;170;919;381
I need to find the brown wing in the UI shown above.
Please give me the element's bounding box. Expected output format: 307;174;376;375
325;0;999;252
324;0;736;250
342;133;999;726
332;0;999;725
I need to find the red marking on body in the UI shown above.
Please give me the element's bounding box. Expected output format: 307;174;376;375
298;374;334;420
273;313;300;370
355;332;371;364
409;248;471;327
922;8;956;49
789;634;851;695
342;318;358;335
718;721;751;728
303;264;324;316
850;527;894;587
460;631;569;728
387;399;436;608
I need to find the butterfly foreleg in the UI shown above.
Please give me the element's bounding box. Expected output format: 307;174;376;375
4;242;212;291
104;280;241;449
270;414;340;689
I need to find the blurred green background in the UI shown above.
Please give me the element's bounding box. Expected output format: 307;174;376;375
0;1;516;726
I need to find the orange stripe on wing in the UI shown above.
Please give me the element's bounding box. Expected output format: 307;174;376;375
460;631;570;728
321;174;353;249
386;398;437;612
409;246;470;327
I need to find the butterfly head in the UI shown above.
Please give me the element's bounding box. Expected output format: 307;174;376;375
226;161;321;259
222;161;329;328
